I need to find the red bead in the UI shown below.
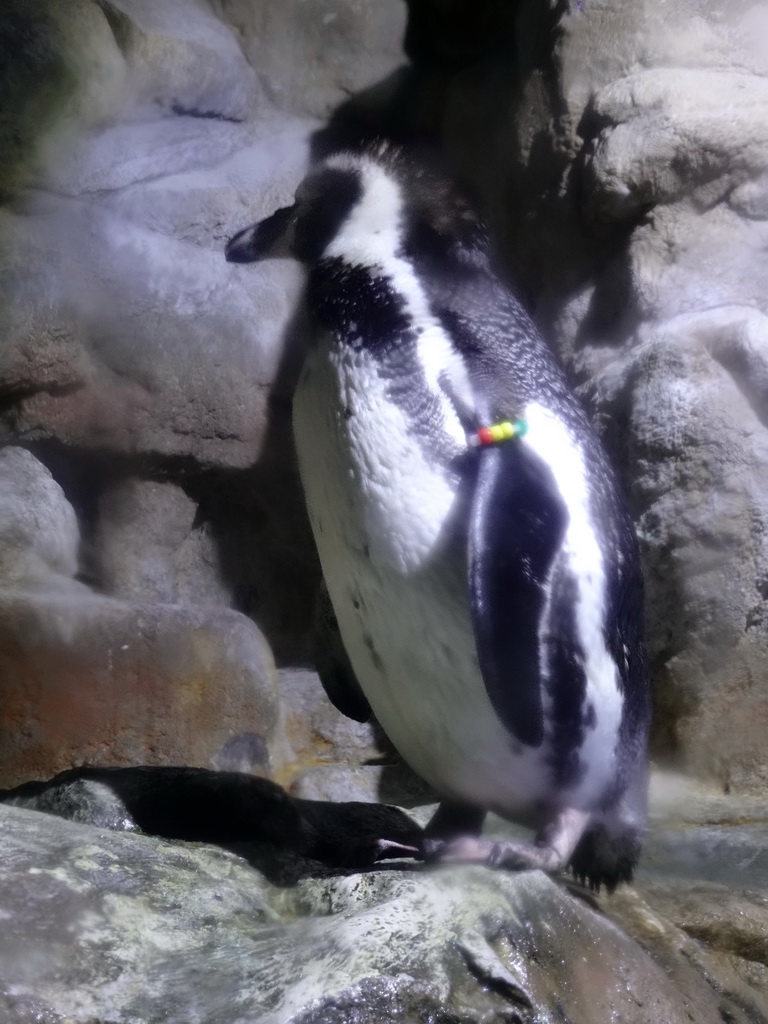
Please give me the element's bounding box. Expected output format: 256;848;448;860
477;427;494;446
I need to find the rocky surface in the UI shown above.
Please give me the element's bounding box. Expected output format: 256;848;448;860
0;446;279;789
1;770;767;1023
1;8;768;1018
0;446;80;586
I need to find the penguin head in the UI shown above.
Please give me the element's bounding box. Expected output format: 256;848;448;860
225;142;488;272
225;163;363;265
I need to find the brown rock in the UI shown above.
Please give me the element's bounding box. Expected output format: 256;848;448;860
0;589;277;788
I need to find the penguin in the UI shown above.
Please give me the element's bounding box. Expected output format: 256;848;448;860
225;142;650;891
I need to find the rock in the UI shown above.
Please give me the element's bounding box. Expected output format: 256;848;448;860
290;763;436;807
272;668;436;806
0;446;81;586
584;69;768;219
214;0;407;119
0;444;280;786
45;114;255;196
0;186;307;470
0;588;278;789
2;794;760;1024
106;0;259;122
604;772;768;1008
0;451;280;790
609;309;768;787
0;0;128;198
99;119;316;248
95;477;231;607
272;668;383;781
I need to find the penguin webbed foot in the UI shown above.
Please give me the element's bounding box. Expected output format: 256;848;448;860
422;806;591;879
422;835;565;873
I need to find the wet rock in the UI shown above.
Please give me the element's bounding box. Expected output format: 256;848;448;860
1;792;757;1024
602;772;768;1009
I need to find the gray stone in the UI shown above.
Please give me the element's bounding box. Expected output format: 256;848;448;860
107;0;259;121
0;446;80;586
44;115;255;195
272;668;436;805
1;798;759;1024
290;763;436;807
95;477;231;607
0;188;306;469
99;120;317;248
273;668;383;776
212;0;407;119
0;0;128;198
585;69;768;219
606;772;768;1007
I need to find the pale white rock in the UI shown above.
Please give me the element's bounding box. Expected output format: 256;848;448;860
0;447;80;586
586;69;768;216
43;117;254;196
109;0;259;120
212;0;407;119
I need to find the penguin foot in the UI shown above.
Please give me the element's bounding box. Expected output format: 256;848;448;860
422;807;591;877
422;836;565;873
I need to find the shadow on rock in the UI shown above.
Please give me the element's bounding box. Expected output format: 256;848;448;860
0;764;424;887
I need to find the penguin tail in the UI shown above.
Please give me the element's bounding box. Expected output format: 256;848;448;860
568;821;644;893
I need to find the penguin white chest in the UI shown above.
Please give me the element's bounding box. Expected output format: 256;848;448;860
293;338;548;810
294;338;459;572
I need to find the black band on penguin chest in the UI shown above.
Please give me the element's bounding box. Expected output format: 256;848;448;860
308;258;462;456
309;258;417;360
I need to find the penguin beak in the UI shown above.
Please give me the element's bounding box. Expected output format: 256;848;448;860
225;204;297;263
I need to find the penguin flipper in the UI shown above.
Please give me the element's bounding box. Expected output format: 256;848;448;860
312;579;372;723
468;441;568;748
